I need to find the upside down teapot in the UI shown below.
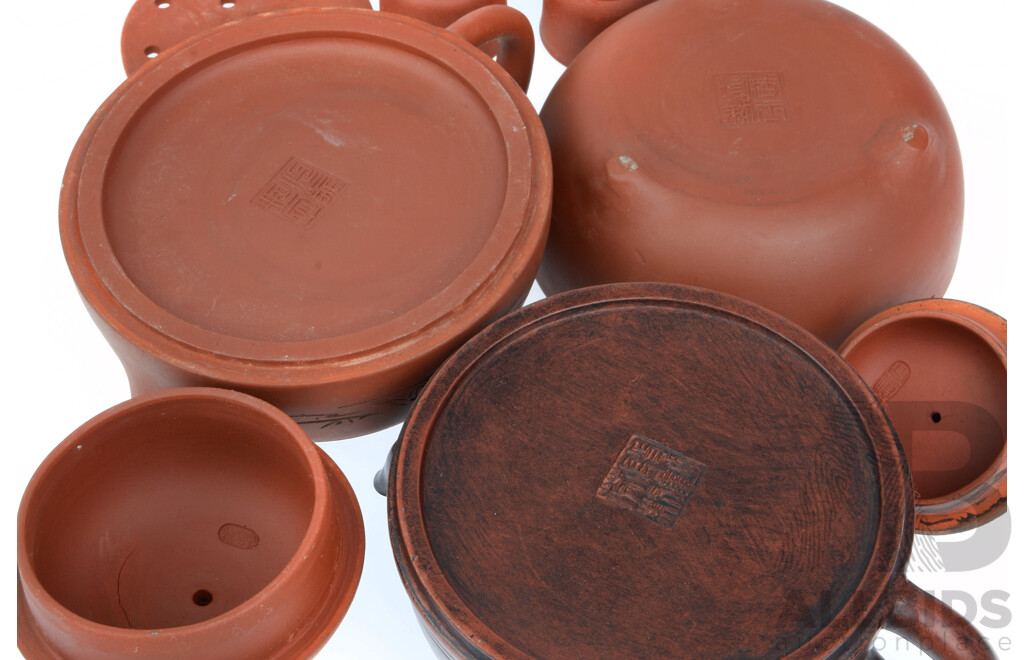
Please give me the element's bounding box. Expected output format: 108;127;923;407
538;0;963;346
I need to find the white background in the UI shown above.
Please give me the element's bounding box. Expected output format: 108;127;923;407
1;0;1019;658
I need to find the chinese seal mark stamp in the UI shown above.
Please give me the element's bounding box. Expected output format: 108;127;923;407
597;434;706;527
218;523;260;550
715;71;787;126
252;156;347;228
872;360;912;402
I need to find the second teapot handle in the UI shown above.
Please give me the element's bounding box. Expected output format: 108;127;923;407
870;578;995;660
447;5;534;92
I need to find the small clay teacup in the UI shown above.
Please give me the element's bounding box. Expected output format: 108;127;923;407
17;388;364;659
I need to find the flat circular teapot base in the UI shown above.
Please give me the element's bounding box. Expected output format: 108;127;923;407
389;284;912;659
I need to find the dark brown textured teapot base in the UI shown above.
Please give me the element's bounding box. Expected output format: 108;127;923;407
385;284;994;659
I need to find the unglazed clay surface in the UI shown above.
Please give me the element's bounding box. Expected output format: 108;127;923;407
539;0;964;347
120;0;372;74
61;6;550;440
387;284;994;659
17;389;364;659
380;0;504;27
840;300;1007;533
539;0;653;64
6;1;1014;657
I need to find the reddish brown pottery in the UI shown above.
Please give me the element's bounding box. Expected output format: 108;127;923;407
839;299;1007;534
17;388;364;659
384;283;994;659
121;0;370;75
538;0;963;347
62;4;550;440
380;0;505;28
540;0;654;65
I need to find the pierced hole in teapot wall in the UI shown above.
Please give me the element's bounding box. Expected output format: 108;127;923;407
931;411;942;424
192;590;213;607
144;46;160;59
156;1;170;8
221;1;236;8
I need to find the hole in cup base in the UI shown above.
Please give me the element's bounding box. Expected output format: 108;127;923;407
23;393;317;630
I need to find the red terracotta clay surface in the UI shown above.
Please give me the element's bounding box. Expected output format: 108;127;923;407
538;0;963;347
61;7;550;440
540;0;654;65
17;388;364;659
380;0;505;28
839;300;1007;534
121;0;371;75
385;283;994;659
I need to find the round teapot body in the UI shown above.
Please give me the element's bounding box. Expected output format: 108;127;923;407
538;0;963;346
61;8;550;440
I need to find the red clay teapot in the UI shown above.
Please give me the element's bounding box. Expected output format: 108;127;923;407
538;0;963;347
61;0;550;441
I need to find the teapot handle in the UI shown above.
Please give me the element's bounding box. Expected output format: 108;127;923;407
870;577;995;659
447;5;534;92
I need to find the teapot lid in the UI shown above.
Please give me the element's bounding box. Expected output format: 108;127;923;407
839;299;1007;533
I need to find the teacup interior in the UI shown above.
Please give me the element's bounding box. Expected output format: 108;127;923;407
23;396;316;629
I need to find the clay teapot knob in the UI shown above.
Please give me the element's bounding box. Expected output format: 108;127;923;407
380;0;506;28
121;0;372;75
